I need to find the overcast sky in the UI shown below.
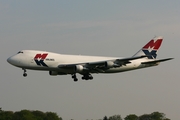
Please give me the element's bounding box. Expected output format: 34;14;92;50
0;1;179;120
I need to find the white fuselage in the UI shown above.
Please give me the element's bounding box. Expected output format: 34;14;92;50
7;50;154;74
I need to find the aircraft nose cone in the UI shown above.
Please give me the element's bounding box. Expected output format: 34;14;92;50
7;56;20;66
7;57;12;64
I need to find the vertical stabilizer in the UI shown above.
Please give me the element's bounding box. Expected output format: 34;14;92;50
133;36;163;59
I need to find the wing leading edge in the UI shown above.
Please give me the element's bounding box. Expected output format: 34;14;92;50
58;55;148;72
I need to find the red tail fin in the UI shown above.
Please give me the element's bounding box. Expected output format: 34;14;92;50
143;37;163;50
133;36;163;59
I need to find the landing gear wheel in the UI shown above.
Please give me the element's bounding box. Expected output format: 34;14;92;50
82;73;93;80
74;78;78;82
23;73;27;77
72;74;78;82
89;76;93;80
22;68;27;77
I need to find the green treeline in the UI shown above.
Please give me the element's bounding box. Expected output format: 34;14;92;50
103;112;170;120
0;108;171;120
0;108;62;120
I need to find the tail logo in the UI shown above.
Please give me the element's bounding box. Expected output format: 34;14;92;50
143;39;162;50
34;53;48;67
142;39;162;59
143;50;157;59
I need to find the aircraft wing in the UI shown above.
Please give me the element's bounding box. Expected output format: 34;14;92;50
113;55;148;65
141;58;174;65
58;55;147;73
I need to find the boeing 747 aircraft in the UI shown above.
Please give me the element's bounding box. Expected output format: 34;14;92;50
7;37;173;82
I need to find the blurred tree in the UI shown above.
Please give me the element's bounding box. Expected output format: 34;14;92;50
44;112;62;120
163;119;170;120
103;116;108;120
13;110;35;120
124;114;138;120
32;110;46;120
139;112;171;120
150;112;165;120
108;115;122;120
0;111;14;120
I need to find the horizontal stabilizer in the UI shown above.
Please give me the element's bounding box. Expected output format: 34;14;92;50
141;58;174;65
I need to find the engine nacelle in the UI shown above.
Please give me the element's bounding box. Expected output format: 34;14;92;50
75;65;84;73
49;71;58;76
105;61;120;68
49;71;67;76
105;61;115;68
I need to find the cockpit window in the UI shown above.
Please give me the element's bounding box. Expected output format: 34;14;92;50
17;51;23;54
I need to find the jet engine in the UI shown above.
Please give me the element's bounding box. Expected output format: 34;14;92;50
49;71;58;76
75;65;89;73
105;61;115;68
105;61;119;68
75;65;84;73
49;71;67;76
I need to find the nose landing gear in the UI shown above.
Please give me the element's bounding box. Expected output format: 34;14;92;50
22;68;27;77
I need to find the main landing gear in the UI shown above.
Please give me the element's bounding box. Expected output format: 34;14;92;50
72;74;78;82
22;68;27;77
71;73;93;82
82;73;93;80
